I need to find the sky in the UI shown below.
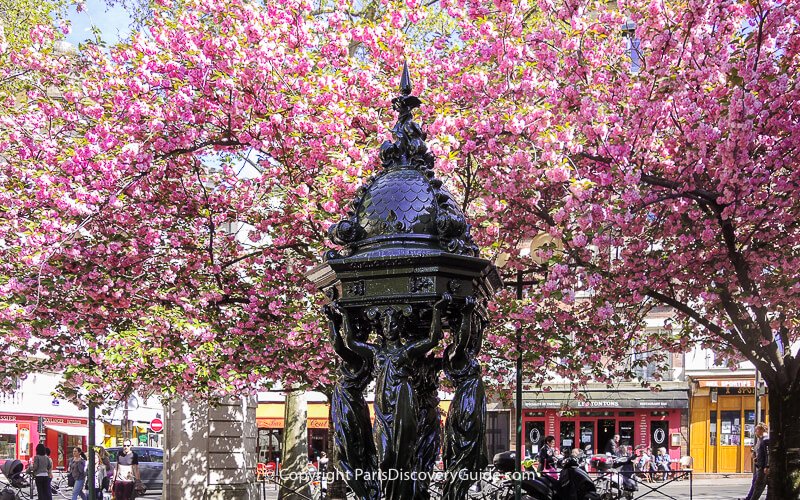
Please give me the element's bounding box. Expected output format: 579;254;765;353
65;0;133;47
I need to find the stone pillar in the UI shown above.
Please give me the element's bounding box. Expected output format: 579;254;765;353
164;396;258;500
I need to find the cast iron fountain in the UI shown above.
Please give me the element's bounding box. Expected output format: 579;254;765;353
308;63;502;500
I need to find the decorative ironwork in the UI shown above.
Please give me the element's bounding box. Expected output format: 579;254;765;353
409;276;435;294
346;280;366;297
308;64;502;500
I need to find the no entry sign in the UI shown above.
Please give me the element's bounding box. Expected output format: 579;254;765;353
150;418;163;433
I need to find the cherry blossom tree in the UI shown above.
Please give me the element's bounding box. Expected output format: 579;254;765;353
2;0;799;495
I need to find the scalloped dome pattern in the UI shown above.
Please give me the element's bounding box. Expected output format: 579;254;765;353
356;169;438;238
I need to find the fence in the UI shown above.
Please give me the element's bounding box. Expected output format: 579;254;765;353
592;468;693;500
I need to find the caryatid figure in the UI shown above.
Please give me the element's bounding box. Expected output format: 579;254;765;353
345;295;450;500
323;304;380;500
442;296;488;500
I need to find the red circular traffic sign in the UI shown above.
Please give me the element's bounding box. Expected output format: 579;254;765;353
150;418;163;433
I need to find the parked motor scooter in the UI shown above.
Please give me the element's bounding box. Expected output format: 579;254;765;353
590;454;638;499
492;451;553;500
555;456;602;500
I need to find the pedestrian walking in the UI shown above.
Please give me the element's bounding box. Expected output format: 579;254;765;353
68;447;88;500
112;439;141;500
96;447;112;493
45;447;54;497
741;422;769;500
27;443;52;500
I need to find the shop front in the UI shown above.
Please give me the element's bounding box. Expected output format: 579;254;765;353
0;414;104;468
522;384;689;461
255;399;508;467
688;377;768;473
256;402;332;465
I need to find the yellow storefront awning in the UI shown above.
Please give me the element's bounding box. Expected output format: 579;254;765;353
257;401;453;429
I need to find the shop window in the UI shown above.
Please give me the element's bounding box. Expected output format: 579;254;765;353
257;429;282;464
560;421;576;455
579;421;595;454
0;433;16;460
525;421;545;457
720;410;741;446
710;411;717;446
486;411;510;460
619;421;635;448
66;435;83;452
598;419;616;453
308;428;328;461
744;410;756;446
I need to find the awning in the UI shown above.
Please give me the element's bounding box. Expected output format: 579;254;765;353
523;388;689;410
45;424;106;443
0;423;17;435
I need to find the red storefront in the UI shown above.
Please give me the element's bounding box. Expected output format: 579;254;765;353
522;384;688;461
0;413;91;469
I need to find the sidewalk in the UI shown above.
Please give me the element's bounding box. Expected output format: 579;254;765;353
636;476;751;499
256;476;754;500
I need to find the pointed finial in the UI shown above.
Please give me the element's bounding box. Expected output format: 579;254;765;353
400;61;412;96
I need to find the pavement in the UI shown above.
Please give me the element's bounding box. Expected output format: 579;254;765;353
252;476;754;499
631;477;752;499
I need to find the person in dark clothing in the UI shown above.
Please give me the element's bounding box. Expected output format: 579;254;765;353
605;434;620;456
538;436;559;479
742;423;769;500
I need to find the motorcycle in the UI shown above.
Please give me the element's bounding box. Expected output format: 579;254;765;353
553;456;601;500
590;454;638;500
491;451;600;500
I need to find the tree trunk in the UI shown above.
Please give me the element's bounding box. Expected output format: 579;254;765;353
326;407;349;499
766;382;800;500
279;389;311;500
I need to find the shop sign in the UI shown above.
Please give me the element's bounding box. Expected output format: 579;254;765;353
43;418;84;425
717;386;763;396
576;400;621;408
308;419;329;429
525;398;686;409
257;418;284;428
0;415;16;421
698;379;754;388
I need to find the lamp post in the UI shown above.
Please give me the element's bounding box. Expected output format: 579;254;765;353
496;235;559;500
515;269;524;500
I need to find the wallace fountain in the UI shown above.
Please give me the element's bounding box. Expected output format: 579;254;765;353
308;64;502;500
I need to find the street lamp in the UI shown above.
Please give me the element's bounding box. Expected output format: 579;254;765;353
495;234;560;500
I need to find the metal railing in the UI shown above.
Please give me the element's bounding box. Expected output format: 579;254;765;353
593;469;693;500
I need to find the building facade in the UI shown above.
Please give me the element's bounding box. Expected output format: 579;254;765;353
521;382;689;460
0;372;164;467
685;347;768;473
254;392;511;466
